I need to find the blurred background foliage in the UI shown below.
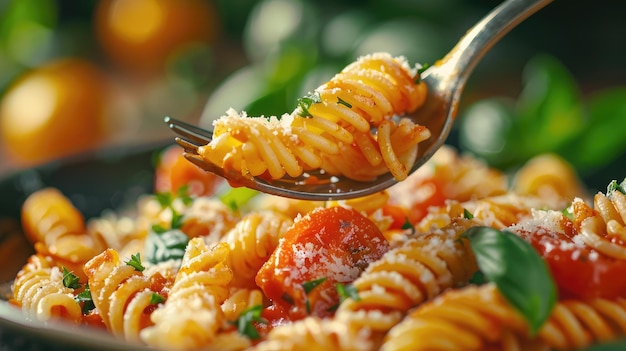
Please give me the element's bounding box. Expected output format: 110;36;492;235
0;0;625;192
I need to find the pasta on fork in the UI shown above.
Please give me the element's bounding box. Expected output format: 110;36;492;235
198;52;430;182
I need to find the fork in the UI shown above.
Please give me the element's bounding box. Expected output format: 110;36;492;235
165;0;553;201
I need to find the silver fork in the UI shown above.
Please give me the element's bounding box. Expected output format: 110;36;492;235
165;0;553;201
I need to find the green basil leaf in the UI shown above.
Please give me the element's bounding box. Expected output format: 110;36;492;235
461;226;557;335
581;339;626;351
566;88;626;170
145;228;189;264
514;54;584;156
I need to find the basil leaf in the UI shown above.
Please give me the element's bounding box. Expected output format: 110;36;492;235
515;55;584;156
145;228;189;264
564;88;626;171
461;226;557;335
582;339;626;351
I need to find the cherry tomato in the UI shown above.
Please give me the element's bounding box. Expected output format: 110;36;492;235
255;206;390;319
0;59;109;166
404;177;448;223
381;204;411;230
519;222;626;299
154;145;223;196
95;0;220;74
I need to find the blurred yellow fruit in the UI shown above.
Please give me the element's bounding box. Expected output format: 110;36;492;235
95;0;220;74
0;58;109;166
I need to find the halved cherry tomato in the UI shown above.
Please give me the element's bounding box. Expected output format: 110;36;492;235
154;145;223;196
404;177;448;223
382;204;411;230
518;223;626;300
255;206;390;320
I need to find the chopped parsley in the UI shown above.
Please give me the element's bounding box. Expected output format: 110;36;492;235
302;277;327;294
415;63;431;83
125;253;145;272
336;283;359;302
150;293;166;305
606;178;626;197
337;97;352;108
297;91;321;117
401;217;415;235
463;208;474;219
75;284;95;314
62;267;81;289
561;205;574;220
302;277;327;314
234;305;267;340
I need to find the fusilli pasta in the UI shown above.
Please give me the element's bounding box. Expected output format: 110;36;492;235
198;52;430;182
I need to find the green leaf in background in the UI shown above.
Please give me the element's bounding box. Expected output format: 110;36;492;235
581;339;626;351
217;185;259;212
458;97;518;168
563;87;626;171
461;226;557;335
514;54;584;157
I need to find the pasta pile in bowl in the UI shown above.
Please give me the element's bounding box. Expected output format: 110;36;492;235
5;138;626;350
198;52;431;182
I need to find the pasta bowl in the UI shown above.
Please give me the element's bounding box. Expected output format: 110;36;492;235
0;141;170;351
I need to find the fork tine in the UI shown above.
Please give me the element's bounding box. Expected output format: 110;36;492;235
175;137;202;154
164;116;213;145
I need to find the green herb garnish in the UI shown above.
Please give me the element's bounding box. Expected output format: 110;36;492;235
606;178;626;197
415;63;431;83
75;284;95;314
463;208;474;219
176;185;193;206
461;226;557;335
297;91;321;117
62;267;81;289
336;283;359;302
144;228;189;264
401;217;415;234
155;192;174;208
125;253;145;272
302;277;327;294
234;305;267;340
337;97;352;108
150;293;166;305
217;186;259;212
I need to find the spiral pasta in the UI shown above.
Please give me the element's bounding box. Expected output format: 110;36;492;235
380;283;529;351
198;52;430;182
572;189;626;259
334;218;479;335
21;188;104;268
253;316;373;351
382;283;626;351
221;210;293;288
84;249;157;342
11;254;82;323
140;239;232;350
